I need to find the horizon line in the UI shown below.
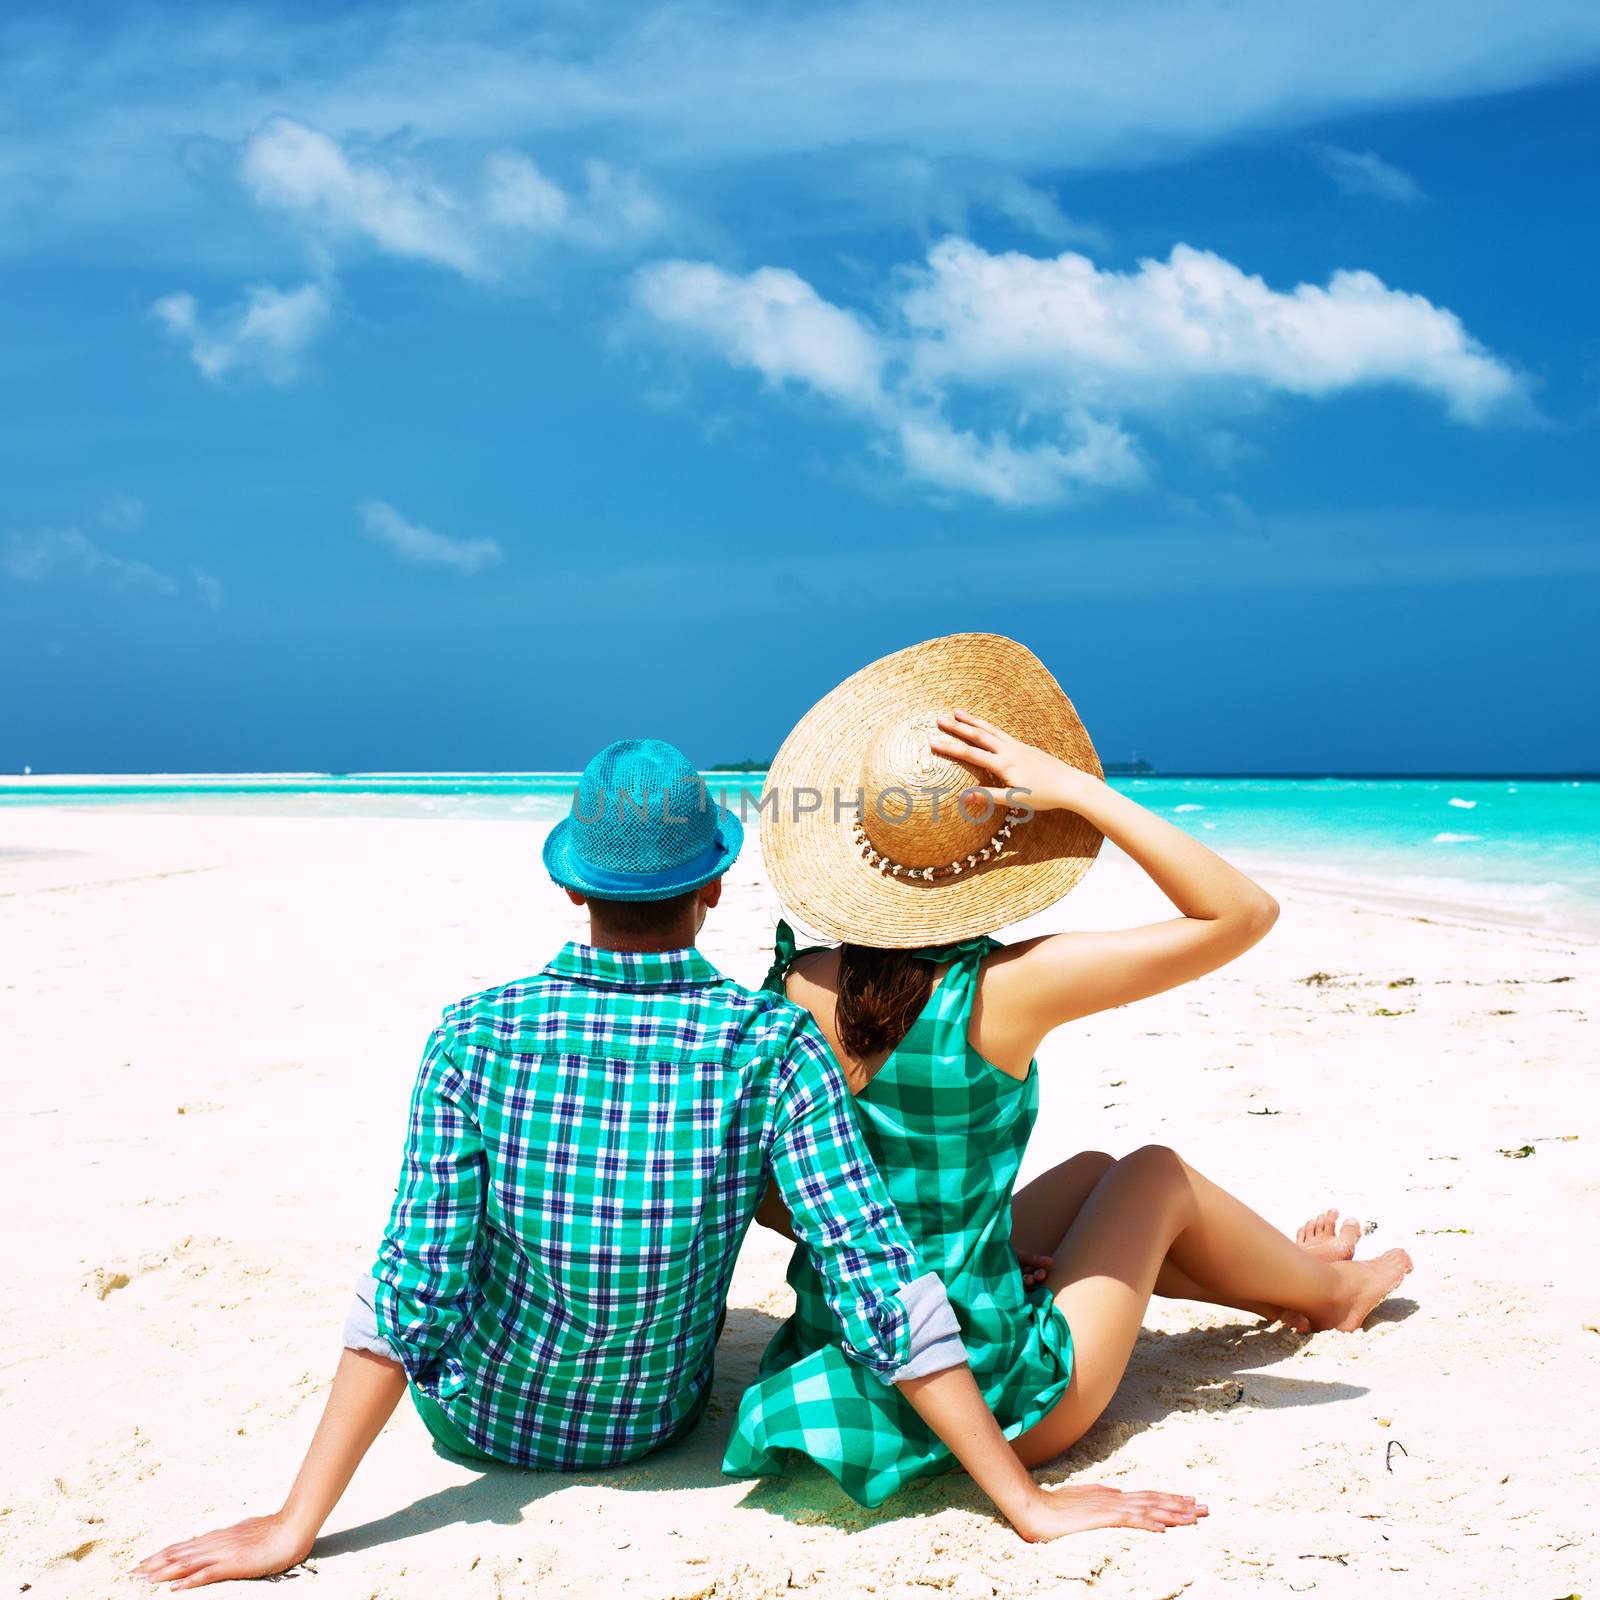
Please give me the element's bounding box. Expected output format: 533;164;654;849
1;769;1594;784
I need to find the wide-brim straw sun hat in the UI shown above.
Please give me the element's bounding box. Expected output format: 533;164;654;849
761;634;1103;947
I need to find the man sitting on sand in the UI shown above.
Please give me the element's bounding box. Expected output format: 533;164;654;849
137;739;1199;1587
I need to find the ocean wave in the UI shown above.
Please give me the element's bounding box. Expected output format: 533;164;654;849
1230;848;1598;934
1432;831;1481;843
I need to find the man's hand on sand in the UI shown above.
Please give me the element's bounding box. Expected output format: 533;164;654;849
1012;1483;1208;1541
134;1513;312;1590
136;1352;403;1588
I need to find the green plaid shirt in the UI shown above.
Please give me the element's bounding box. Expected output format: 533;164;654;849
370;943;947;1469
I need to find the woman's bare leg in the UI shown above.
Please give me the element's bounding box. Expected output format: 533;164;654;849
1011;1145;1411;1469
1011;1151;1116;1257
1012;1153;1350;1330
1014;1151;1277;1313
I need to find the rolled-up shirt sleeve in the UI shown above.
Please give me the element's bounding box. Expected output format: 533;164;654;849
342;1273;400;1360
768;1022;967;1385
369;1023;485;1400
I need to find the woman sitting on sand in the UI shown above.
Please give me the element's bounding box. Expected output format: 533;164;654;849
728;634;1412;1508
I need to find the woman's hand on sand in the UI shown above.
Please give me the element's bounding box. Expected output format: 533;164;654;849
134;1512;314;1589
931;710;1095;816
1011;1483;1208;1541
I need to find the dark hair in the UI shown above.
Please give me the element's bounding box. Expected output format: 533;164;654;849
586;888;701;938
835;944;933;1060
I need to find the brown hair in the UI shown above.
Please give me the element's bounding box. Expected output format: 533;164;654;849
834;944;934;1061
586;888;700;940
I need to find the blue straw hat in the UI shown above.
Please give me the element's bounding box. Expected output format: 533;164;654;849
543;738;744;901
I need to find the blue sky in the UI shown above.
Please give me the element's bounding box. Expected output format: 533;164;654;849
3;0;1597;773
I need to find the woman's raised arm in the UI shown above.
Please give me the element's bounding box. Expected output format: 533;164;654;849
930;710;1278;1064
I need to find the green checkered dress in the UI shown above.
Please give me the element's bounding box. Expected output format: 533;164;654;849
723;923;1075;1508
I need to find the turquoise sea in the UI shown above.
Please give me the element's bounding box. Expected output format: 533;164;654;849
2;773;1596;934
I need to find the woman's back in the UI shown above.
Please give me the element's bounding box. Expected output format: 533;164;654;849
782;930;1037;1287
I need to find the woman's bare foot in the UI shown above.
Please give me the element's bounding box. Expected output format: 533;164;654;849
1244;1209;1366;1331
1239;1298;1308;1333
1314;1248;1414;1332
1296;1208;1363;1263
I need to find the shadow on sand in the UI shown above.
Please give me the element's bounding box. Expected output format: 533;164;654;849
315;1305;783;1558
318;1297;1422;1555
735;1307;1413;1535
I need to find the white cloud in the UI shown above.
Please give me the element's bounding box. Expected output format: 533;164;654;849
900;238;1516;424
576;159;667;244
238;119;664;279
192;568;225;610
985;176;1107;250
634;257;1144;505
4;2;1599;260
242;117;485;275
1312;143;1424;203
828;153;1110;251
156;124;661;384
484;151;570;232
2;528;175;593
634;261;885;408
634;236;1524;505
99;496;146;531
151;280;332;383
893;412;1143;507
2;526;219;606
357;500;503;575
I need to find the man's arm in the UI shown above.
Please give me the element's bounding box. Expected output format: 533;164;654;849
135;1350;407;1590
370;1025;487;1397
135;1023;486;1589
766;1023;961;1380
756;1175;1053;1288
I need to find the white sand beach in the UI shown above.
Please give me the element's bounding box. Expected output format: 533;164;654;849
1;804;1595;1599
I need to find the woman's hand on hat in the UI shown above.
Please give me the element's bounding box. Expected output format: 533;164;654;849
931;709;1093;816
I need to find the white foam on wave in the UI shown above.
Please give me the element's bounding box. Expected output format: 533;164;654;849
1447;797;1477;809
1173;803;1205;813
1432;831;1481;843
1230;847;1597;934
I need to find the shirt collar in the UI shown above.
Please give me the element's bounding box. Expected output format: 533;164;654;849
544;941;726;990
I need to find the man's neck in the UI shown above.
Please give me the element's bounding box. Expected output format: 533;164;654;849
584;924;700;955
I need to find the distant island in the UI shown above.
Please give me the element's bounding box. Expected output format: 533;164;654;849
708;756;1157;775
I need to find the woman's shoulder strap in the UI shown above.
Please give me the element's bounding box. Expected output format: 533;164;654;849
906;933;1001;1047
761;918;833;996
908;932;1002;971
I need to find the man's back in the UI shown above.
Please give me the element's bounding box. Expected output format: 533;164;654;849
372;941;923;1469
